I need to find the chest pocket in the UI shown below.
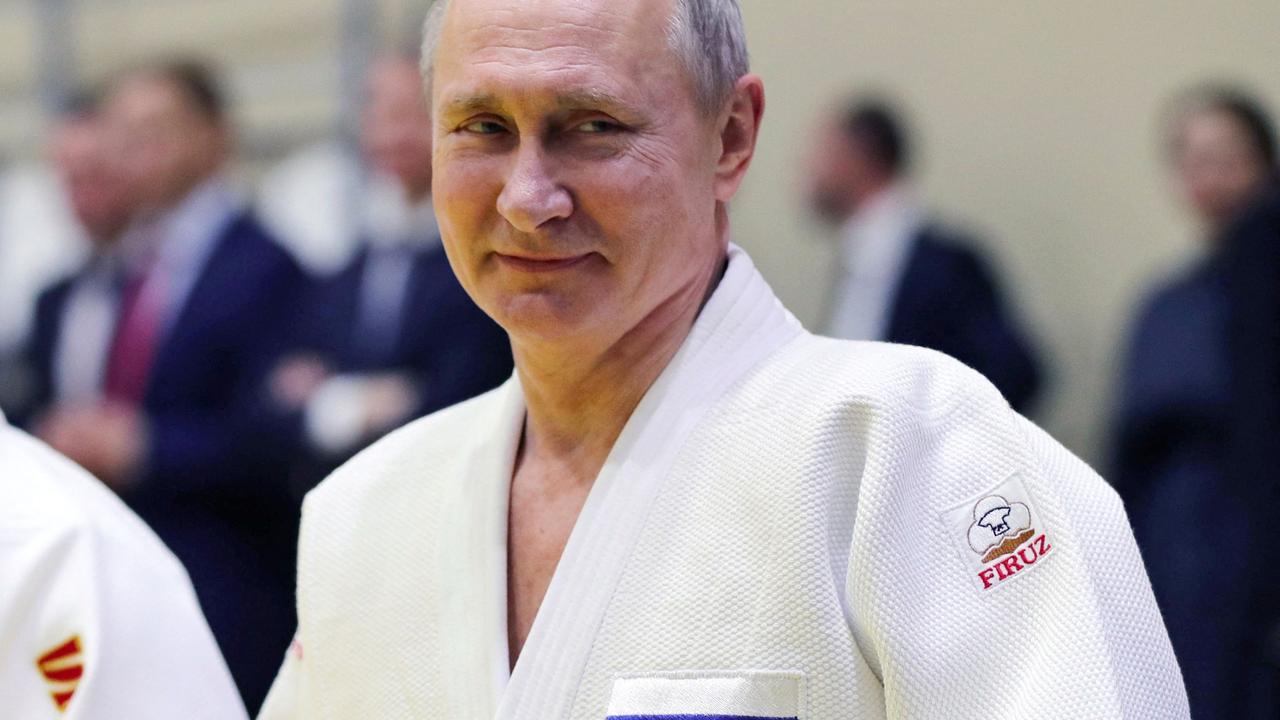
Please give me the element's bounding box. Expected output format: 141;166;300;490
605;671;803;719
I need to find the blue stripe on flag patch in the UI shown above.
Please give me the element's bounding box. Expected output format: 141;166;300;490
608;716;799;720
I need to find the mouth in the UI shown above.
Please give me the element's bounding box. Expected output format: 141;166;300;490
494;251;596;273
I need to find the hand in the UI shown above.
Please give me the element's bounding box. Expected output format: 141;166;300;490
35;403;149;489
270;355;332;410
360;374;420;434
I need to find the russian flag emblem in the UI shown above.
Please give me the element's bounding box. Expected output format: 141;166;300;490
36;635;84;713
606;672;801;720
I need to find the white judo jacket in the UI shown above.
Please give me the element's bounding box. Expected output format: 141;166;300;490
0;410;247;719
261;245;1188;719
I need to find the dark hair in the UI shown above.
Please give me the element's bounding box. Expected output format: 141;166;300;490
841;98;910;176
1172;85;1278;170
57;85;104;120
130;58;228;123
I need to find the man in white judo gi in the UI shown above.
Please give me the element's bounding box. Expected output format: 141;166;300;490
261;0;1189;717
0;407;247;719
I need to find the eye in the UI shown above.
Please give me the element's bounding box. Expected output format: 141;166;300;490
574;119;622;134
461;119;507;135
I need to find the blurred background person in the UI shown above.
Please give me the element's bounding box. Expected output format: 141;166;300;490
1221;168;1280;718
17;91;134;425
805;97;1043;413
266;52;511;489
0;106;91;414
1111;85;1280;718
25;59;307;713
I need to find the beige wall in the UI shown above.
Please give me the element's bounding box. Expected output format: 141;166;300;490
734;0;1280;463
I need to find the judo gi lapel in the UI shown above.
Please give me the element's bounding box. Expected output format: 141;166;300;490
430;378;525;717
496;245;804;719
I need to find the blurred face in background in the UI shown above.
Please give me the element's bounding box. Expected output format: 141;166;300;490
804;116;882;225
431;0;737;348
363;57;434;201
1171;107;1271;234
104;74;228;215
51;113;134;245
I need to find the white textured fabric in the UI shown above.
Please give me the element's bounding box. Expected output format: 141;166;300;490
260;246;1187;719
0;409;246;719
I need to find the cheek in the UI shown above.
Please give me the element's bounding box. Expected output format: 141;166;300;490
435;156;504;239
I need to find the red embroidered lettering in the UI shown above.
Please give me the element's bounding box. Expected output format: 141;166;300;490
1034;534;1052;556
979;567;998;589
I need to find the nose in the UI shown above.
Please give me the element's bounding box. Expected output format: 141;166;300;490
496;143;573;233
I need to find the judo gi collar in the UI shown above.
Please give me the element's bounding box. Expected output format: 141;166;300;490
468;243;805;718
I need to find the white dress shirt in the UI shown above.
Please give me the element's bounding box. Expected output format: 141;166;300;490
49;178;242;404
824;184;924;342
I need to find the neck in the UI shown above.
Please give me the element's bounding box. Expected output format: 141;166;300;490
514;244;727;485
852;176;897;215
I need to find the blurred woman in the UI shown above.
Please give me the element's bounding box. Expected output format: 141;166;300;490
1113;86;1279;719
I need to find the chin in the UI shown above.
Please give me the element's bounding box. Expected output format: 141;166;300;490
492;291;604;344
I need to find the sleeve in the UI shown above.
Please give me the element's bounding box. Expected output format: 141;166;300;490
845;374;1188;719
0;523;249;720
257;636;303;720
75;534;250;719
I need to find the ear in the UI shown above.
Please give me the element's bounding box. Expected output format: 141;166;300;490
713;74;766;202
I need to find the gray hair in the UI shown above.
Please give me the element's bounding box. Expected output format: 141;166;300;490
420;0;750;116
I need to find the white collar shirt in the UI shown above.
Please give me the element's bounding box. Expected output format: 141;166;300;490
823;184;924;342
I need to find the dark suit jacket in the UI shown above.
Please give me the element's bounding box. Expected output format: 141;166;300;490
1221;181;1280;717
24;211;306;714
1112;182;1280;718
281;242;512;479
884;226;1043;413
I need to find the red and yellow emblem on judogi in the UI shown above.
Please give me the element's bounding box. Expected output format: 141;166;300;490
36;635;84;712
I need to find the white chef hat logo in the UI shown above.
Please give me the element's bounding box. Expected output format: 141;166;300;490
967;495;1032;555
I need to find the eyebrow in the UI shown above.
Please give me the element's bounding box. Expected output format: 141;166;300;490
439;89;641;118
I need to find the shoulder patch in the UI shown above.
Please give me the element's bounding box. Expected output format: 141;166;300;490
36;635;83;712
941;475;1055;591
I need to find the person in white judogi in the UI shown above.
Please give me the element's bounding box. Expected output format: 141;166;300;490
260;0;1189;718
0;407;247;719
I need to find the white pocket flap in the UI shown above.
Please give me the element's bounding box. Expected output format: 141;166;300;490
606;671;803;719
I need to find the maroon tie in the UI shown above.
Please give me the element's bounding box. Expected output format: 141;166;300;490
103;268;163;405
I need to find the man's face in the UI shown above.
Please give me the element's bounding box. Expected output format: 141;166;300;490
804;116;883;225
363;58;434;198
51;115;134;243
804;117;862;225
1172;108;1270;231
104;75;224;213
431;0;726;346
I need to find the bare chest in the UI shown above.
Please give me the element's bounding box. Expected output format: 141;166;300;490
506;463;593;667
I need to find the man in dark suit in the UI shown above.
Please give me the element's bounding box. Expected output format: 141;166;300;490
27;61;304;714
266;54;511;487
804;98;1042;413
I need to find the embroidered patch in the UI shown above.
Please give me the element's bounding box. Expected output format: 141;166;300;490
942;475;1054;591
607;672;802;720
36;635;84;712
